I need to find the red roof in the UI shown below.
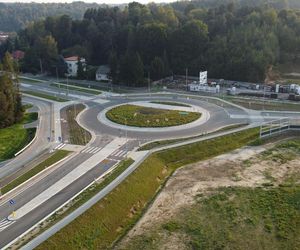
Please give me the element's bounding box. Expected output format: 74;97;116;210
64;56;80;61
12;50;25;60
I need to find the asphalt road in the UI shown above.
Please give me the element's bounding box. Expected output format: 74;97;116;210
0;97;53;180
2;82;292;249
80;95;248;140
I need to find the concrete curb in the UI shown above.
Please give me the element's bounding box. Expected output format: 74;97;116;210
0;152;75;205
7;158;127;250
16;124;256;250
97;102;210;133
75;102;97;146
14;125;38;157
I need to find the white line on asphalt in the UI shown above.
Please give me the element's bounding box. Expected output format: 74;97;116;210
9;138;127;220
89;147;101;154
115;150;124;157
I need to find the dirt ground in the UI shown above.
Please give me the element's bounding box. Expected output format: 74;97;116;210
118;141;300;248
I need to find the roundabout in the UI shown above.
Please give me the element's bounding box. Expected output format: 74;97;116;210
98;101;209;133
79;95;249;140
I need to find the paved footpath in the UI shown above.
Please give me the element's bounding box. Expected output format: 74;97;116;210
8;137;127;221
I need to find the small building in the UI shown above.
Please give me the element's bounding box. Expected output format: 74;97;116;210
12;50;25;60
96;65;110;81
64;56;86;77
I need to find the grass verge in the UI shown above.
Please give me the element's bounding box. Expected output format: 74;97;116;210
50;83;101;95
106;104;201;127
21;112;38;124
1;150;70;194
228;97;300;111
22;91;69;102
15;158;134;249
150;101;191;107
138;123;247;151
0;126;36;161
38;128;259;249
64;104;91;145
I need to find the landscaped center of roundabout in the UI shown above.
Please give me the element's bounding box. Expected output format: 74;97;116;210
104;101;203;128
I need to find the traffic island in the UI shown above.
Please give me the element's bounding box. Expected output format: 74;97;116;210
105;104;201;127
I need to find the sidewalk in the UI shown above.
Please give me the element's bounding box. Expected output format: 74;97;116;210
8;137;127;220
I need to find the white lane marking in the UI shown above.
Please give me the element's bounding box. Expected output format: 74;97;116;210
119;151;127;157
114;150;124;157
0;219;15;232
89;147;101;154
10;138;127;220
81;147;92;153
92;147;103;154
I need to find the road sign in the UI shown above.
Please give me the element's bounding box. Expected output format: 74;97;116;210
9;199;15;205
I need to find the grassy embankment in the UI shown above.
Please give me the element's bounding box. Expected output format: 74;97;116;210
22;91;69;102
106;104;201;127
1;150;70;194
228;97;300;111
65;104;91;145
125;140;300;250
38;128;259;249
139;123;247;151
0;105;38;162
150;101;191;107
0;125;35;161
50;83;102;95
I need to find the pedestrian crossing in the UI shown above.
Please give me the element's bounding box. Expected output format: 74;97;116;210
54;143;65;150
0;218;15;232
110;149;127;158
81;146;103;154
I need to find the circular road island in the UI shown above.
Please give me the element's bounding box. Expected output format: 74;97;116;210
105;104;201;127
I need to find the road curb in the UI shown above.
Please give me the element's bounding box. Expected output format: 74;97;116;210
0;152;75;204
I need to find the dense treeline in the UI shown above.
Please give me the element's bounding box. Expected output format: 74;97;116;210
0;2;107;32
1;1;300;85
0;53;23;128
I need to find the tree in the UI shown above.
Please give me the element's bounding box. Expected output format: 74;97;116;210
150;57;165;81
0;52;23;128
108;51;118;83
119;52;144;86
77;57;85;79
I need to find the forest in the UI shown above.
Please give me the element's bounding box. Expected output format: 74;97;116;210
0;2;106;32
0;53;23;128
0;1;300;85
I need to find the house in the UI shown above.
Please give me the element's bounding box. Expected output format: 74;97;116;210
96;65;110;81
12;50;25;60
64;56;86;77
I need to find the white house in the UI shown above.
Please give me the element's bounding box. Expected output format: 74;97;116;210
64;56;86;77
96;65;110;81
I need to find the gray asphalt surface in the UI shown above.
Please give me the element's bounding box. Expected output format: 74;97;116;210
80;95;249;140
0;86;256;249
0;97;53;180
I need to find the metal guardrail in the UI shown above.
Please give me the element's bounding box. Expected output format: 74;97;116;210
260;118;300;138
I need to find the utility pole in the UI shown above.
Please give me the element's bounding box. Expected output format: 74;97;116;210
185;68;188;91
66;75;69;96
39;59;43;74
148;71;151;94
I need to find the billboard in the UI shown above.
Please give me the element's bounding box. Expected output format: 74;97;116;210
199;71;207;85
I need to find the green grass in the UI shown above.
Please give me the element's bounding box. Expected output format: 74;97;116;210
64;104;91;145
138;123;247;151
22;104;33;110
1;150;70;194
0;125;36;161
106;104;201;127
38;128;259;249
229;97;300;111
50;83;101;95
150;101;191;107
22;91;69;102
21;112;38;124
126;186;300;250
19;77;44;83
